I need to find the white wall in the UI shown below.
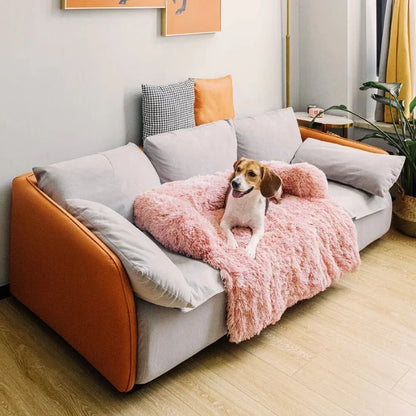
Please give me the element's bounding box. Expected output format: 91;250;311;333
296;0;349;111
291;0;376;118
347;0;377;118
0;1;283;287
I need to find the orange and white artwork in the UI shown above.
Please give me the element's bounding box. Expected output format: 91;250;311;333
162;0;221;36
61;0;164;9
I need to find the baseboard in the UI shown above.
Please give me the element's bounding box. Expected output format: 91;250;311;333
0;284;10;299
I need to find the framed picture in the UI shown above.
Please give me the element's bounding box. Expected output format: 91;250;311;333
162;0;221;36
61;0;164;10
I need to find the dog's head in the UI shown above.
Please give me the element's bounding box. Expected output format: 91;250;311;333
230;158;282;199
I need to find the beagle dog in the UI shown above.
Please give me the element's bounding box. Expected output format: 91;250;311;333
220;158;282;259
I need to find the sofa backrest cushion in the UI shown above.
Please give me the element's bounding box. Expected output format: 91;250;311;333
65;198;195;309
292;138;405;196
234;107;302;163
143;119;237;183
33;143;160;222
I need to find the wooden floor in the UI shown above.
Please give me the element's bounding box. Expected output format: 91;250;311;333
0;228;415;416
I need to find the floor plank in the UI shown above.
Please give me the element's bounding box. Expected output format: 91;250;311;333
293;357;415;416
392;369;416;406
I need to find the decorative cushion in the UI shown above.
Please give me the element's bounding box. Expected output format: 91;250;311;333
234;107;303;163
33;143;160;222
193;75;235;125
143;120;237;183
142;79;195;140
65;198;195;309
292;138;405;196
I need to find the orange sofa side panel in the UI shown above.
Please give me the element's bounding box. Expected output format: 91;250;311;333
9;174;137;392
299;126;388;154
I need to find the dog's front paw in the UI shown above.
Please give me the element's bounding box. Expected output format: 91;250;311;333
246;244;257;259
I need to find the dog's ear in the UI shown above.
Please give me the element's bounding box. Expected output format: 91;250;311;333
231;158;245;180
233;158;246;171
260;166;282;198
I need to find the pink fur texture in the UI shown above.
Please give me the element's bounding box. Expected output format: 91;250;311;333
134;163;360;343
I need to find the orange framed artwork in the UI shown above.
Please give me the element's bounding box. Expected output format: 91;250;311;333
162;0;221;36
61;0;164;9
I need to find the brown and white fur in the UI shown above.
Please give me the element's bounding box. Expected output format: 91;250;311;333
220;158;283;259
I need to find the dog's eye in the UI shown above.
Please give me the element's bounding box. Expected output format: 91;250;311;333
248;171;256;177
236;167;241;172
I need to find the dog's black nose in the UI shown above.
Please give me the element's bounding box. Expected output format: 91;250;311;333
231;178;240;189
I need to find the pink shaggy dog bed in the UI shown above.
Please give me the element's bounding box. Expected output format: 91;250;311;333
134;162;360;343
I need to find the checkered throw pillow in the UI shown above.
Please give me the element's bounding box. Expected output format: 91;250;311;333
142;79;195;140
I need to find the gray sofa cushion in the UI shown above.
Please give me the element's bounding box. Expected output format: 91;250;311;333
292;138;405;196
142;79;195;140
234;107;302;162
65;198;195;309
354;197;392;250
33;143;160;222
327;181;390;220
144;119;237;183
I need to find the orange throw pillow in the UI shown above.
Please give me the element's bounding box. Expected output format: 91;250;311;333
193;75;235;125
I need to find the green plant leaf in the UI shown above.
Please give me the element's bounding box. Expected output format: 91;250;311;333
356;132;388;142
370;94;404;111
409;96;416;115
405;139;416;157
328;104;348;111
360;81;402;97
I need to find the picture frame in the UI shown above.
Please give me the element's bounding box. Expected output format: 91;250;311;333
162;0;221;36
61;0;164;10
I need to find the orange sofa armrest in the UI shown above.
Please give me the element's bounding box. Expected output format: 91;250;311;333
9;173;137;392
299;126;388;155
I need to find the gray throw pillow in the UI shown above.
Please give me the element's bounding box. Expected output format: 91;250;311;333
142;79;195;140
144;119;237;183
65;198;194;309
292;138;405;196
234;107;303;163
33;143;160;222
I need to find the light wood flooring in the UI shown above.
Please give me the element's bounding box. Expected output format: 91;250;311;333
0;228;415;415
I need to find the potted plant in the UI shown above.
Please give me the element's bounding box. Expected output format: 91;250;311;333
314;81;416;237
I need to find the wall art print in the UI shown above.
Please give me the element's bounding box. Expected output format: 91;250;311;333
61;0;164;10
162;0;221;36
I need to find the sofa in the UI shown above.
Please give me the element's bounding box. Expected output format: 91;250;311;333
9;108;400;392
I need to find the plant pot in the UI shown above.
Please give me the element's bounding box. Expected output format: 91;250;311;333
392;191;416;237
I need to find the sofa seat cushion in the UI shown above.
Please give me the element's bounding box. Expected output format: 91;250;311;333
144;120;237;183
234;107;302;163
65;198;194;309
327;181;391;220
33;143;160;222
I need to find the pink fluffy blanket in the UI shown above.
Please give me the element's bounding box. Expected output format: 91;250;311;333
134;162;360;343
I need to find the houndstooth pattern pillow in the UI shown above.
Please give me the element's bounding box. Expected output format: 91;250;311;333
142;79;195;140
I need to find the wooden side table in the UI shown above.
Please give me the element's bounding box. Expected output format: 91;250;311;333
295;112;353;138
